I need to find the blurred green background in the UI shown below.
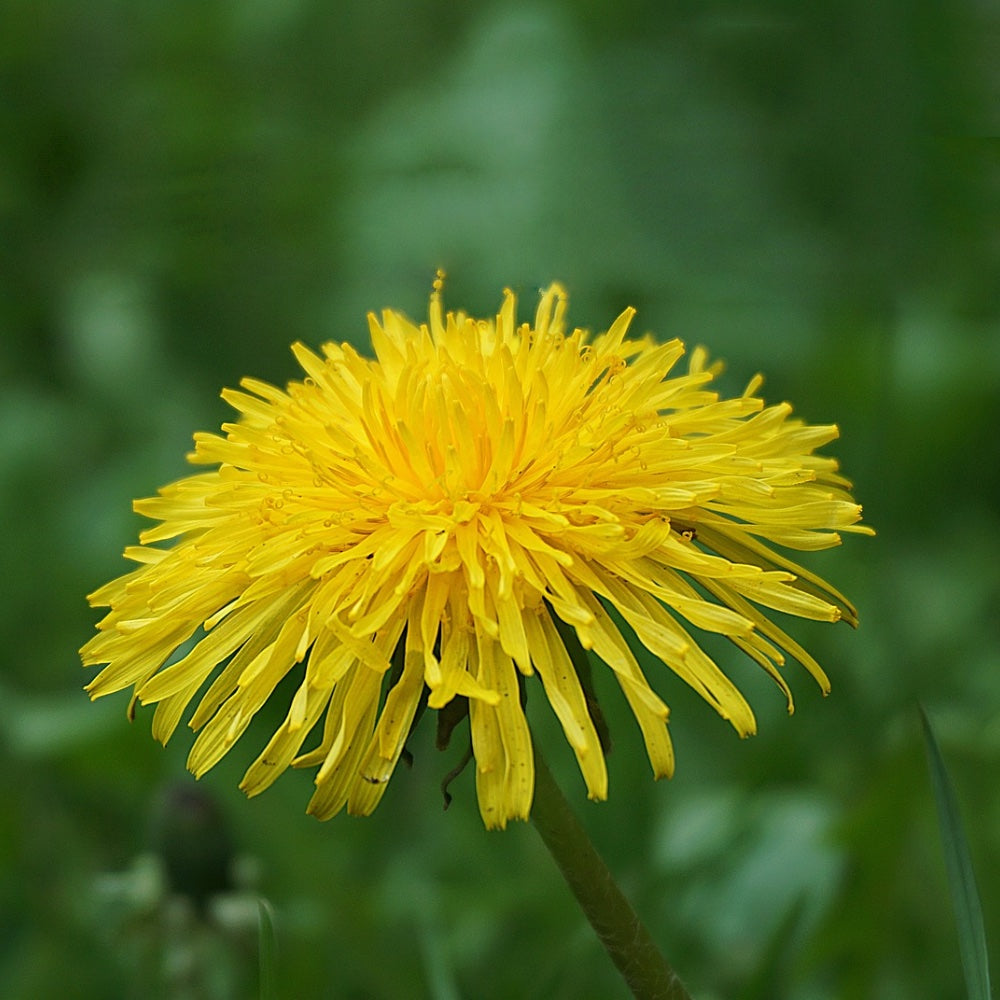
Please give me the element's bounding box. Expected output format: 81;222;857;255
2;2;999;998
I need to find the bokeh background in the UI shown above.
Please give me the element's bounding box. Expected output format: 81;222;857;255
2;2;999;998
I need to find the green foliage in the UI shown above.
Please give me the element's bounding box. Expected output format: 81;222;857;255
2;2;998;998
921;707;992;1000
257;899;277;1000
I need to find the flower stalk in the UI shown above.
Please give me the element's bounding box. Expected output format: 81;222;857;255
531;744;692;1000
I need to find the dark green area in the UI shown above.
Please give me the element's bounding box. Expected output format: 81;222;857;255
2;2;998;997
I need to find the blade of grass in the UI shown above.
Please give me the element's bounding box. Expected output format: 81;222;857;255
258;898;278;1000
919;705;991;1000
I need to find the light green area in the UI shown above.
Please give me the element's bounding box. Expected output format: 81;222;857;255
2;2;998;997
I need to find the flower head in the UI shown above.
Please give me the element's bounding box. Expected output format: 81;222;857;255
82;277;872;829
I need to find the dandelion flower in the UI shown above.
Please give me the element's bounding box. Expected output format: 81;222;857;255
82;277;872;829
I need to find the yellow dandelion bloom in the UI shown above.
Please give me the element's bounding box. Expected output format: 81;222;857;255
82;277;872;829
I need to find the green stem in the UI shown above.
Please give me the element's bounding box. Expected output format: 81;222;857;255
531;745;693;1000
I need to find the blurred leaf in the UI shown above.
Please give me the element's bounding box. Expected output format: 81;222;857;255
258;898;278;1000
740;892;808;1000
0;683;118;757
920;705;992;1000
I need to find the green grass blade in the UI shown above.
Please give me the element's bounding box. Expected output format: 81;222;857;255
258;898;278;1000
919;705;992;1000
